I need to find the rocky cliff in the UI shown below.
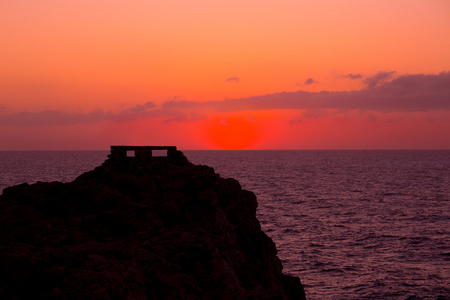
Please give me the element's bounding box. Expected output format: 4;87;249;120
0;149;305;299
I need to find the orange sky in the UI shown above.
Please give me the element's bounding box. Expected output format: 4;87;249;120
1;0;449;149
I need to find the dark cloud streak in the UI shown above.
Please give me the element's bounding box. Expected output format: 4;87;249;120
342;73;363;80
226;77;240;82
363;71;396;88
303;78;317;85
2;72;449;127
164;72;450;113
0;101;203;127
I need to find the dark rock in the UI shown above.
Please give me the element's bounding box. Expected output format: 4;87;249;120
0;149;305;299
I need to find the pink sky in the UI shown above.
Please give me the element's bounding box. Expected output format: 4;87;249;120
1;0;449;149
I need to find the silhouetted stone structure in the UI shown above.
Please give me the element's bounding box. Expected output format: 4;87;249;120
110;145;177;160
0;147;306;299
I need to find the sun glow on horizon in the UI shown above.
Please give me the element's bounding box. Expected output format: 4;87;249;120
206;117;259;150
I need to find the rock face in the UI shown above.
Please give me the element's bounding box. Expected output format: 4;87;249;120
0;150;305;299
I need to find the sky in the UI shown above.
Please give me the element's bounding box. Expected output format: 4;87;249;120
1;0;449;150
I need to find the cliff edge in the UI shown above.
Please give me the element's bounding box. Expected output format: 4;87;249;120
0;148;305;299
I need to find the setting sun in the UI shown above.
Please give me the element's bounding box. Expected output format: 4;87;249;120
207;117;258;150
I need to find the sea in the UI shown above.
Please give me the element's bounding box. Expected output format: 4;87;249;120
1;150;449;300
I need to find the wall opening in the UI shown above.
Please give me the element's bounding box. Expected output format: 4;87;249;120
152;150;168;157
126;150;135;157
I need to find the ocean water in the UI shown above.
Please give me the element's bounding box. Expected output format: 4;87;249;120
1;150;449;299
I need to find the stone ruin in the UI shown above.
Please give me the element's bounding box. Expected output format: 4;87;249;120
109;145;177;160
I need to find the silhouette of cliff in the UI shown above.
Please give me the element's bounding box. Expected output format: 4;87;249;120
0;148;305;299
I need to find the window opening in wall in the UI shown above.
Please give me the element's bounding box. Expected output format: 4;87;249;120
152;150;167;157
126;150;135;157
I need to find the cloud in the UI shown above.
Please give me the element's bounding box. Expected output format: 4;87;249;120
301;109;334;119
296;78;319;86
363;71;396;88
164;72;450;113
161;112;207;124
0;110;109;126
342;73;363;80
289;118;303;125
0;101;201;126
161;100;203;110
289;109;342;124
2;72;449;127
226;77;240;83
111;101;161;122
303;78;318;85
124;101;156;113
